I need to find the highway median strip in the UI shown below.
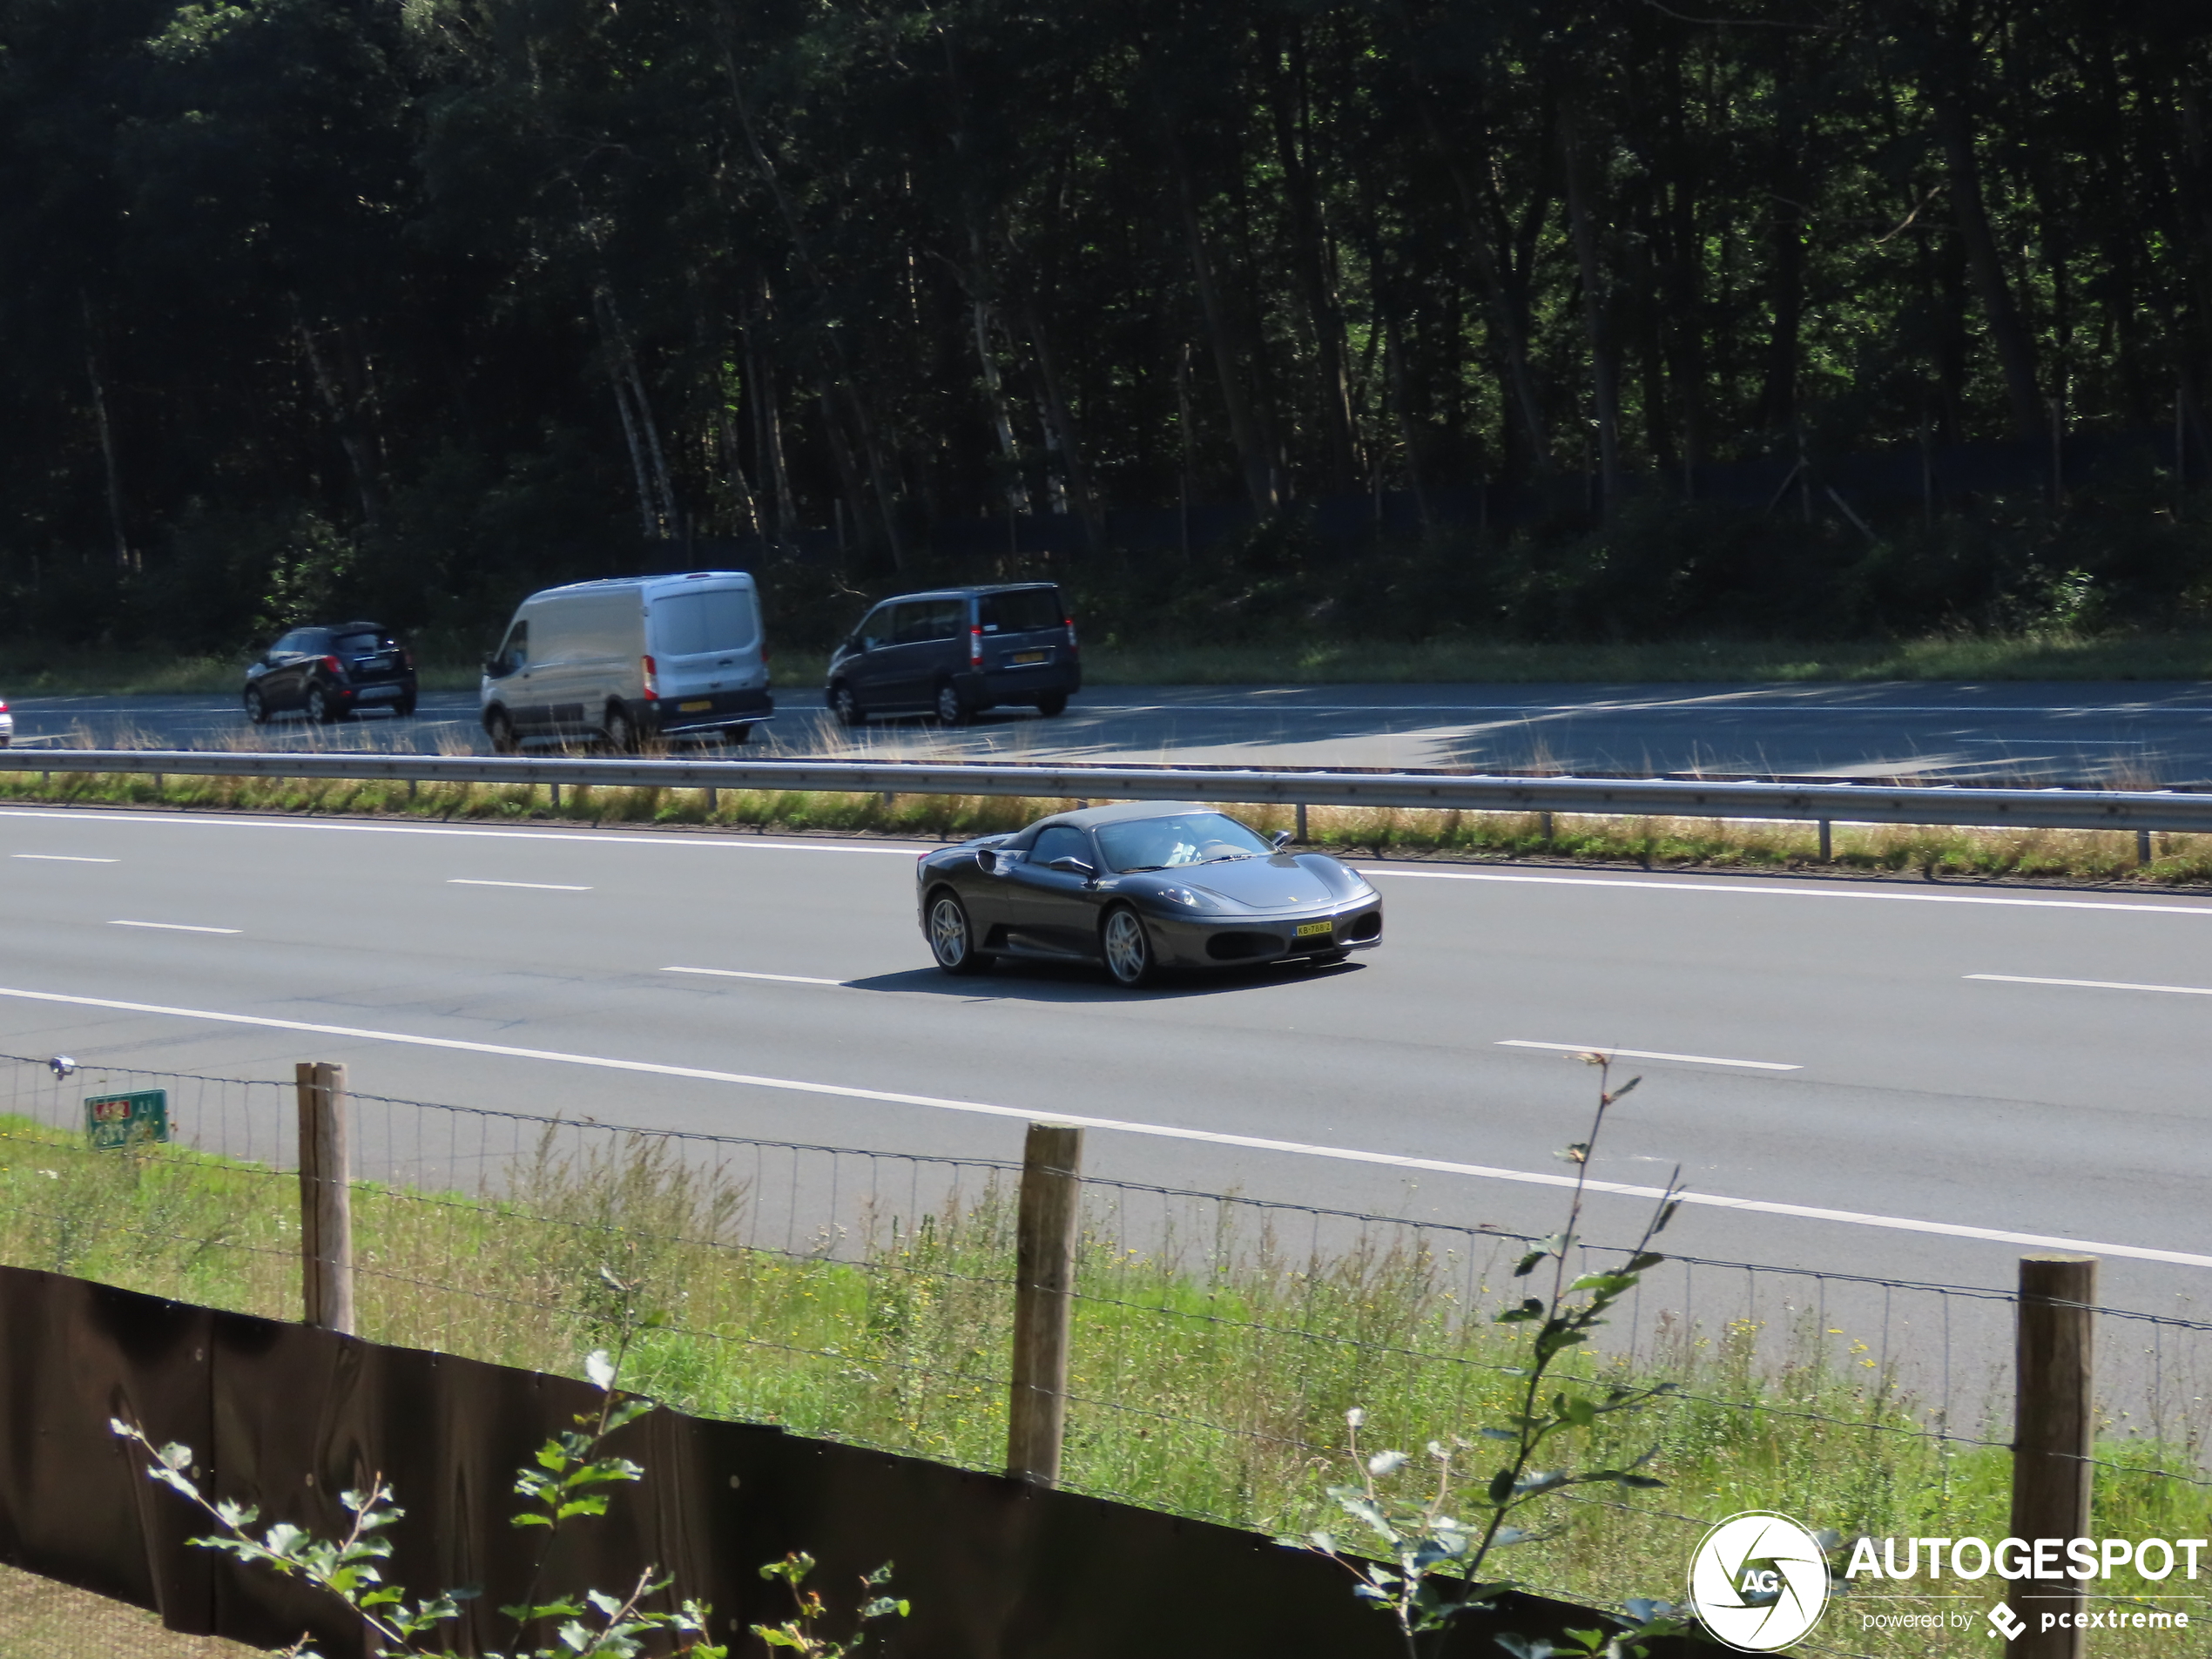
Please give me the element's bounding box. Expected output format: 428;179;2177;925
11;765;2212;891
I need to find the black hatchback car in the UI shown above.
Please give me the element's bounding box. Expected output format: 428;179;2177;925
826;583;1078;726
243;622;418;724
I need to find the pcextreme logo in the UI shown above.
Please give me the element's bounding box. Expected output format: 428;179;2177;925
1687;1512;1833;1653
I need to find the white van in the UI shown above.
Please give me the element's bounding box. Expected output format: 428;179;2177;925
479;571;772;752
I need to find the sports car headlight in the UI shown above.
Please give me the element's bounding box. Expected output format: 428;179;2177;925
1155;885;1229;911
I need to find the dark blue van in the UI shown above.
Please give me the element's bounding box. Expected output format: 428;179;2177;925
825;583;1079;726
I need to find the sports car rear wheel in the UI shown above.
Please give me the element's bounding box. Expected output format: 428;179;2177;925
927;892;990;974
1101;905;1156;988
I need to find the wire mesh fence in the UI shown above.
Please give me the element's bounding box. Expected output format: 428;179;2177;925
3;1049;2209;1656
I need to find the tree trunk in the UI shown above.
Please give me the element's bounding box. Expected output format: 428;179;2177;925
595;286;677;535
1410;91;1549;474
719;29;904;564
80;295;129;570
289;294;382;530
1560;106;1623;516
1011;292;1103;550
1269;24;1356;489
1757;42;1808;434
972;297;1032;517
1929;58;2045;437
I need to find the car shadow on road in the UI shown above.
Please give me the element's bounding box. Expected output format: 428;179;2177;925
843;959;1366;1002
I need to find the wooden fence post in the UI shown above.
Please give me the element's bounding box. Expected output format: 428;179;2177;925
1007;1122;1082;1486
295;1061;355;1335
2007;1255;2095;1657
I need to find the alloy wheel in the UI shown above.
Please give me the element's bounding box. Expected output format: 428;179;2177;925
243;689;266;725
934;683;968;726
1102;907;1152;987
929;894;981;973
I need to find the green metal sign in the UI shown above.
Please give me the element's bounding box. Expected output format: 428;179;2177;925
85;1089;168;1150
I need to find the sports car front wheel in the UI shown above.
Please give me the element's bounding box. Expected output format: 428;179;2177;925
927;893;991;974
1101;906;1157;988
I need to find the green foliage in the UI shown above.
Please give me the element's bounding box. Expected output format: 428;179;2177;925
1278;1057;1693;1657
749;1556;907;1657
9;0;2212;658
110;1346;727;1659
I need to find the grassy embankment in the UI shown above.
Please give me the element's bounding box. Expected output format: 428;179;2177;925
0;1113;2200;1658
4;764;2211;891
9;626;2212;695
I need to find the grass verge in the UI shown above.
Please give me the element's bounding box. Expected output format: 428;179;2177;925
5;765;2212;891
8;627;2212;696
0;1113;2201;1657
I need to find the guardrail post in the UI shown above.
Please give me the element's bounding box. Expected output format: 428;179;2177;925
1539;811;1554;844
295;1062;355;1335
1817;819;1831;862
1294;803;1308;843
2136;828;2152;866
1007;1122;1082;1486
2007;1254;2094;1658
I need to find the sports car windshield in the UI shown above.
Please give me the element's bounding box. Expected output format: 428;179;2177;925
1095;813;1274;873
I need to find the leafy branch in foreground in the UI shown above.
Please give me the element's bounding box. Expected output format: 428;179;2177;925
1281;1054;1698;1659
111;1309;726;1658
750;1554;907;1657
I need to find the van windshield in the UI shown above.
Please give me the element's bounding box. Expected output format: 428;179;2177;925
978;588;1062;634
653;588;758;656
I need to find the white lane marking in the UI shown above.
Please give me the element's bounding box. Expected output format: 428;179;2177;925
448;878;593;892
107;921;239;935
1362;867;2212;917
1;981;2205;1269
1497;1040;1799;1072
11;853;118;863
665;967;844;987
0;808;917;855
1088;700;2212;718
1967;973;2212;997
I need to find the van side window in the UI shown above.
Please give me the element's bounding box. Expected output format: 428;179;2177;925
858;604;895;651
494;621;528;674
907;599;963;642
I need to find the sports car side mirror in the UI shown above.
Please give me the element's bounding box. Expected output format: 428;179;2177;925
1271;829;1296;850
1045;856;1095;878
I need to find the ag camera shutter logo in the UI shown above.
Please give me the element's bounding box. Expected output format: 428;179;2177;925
1688;1511;1831;1652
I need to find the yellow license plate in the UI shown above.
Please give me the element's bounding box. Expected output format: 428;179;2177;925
1012;650;1049;664
1295;921;1333;938
678;699;713;711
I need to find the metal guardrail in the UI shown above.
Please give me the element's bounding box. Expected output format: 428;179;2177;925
6;746;2212;834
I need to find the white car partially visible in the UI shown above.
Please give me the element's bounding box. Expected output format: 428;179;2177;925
0;698;11;746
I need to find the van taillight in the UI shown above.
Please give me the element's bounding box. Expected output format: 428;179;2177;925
320;655;344;677
969;626;983;671
641;655;658;698
401;647;415;669
1065;618;1079;651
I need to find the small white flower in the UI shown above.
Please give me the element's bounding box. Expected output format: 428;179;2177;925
1427;1440;1449;1459
1367;1449;1408;1477
1345;1407;1365;1429
37;1170;57;1180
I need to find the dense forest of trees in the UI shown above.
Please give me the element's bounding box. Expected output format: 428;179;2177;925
5;0;2212;654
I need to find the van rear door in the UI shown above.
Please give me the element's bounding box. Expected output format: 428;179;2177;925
650;583;761;704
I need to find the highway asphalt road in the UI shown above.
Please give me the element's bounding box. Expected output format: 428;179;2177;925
11;680;2212;780
3;801;2209;1350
